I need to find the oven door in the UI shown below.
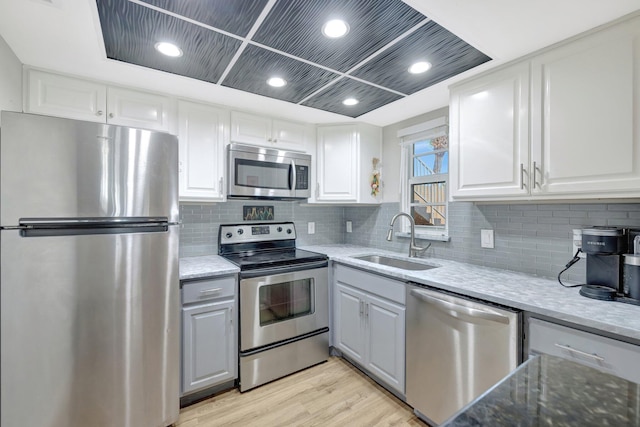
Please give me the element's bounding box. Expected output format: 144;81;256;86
240;264;328;351
227;144;311;199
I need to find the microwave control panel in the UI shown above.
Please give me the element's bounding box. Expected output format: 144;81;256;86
295;165;309;190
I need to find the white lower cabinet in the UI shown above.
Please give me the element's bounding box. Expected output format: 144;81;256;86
181;276;237;396
333;265;405;394
528;317;640;384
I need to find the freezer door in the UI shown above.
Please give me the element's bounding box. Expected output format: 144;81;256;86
0;226;179;427
0;111;178;226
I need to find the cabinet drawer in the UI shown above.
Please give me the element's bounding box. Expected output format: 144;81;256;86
334;265;405;304
528;318;640;383
182;276;236;304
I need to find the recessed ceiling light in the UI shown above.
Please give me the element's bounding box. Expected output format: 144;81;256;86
154;42;183;57
343;98;358;106
322;19;349;38
408;61;432;74
267;77;287;87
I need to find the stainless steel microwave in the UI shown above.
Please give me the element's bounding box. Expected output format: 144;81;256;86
227;143;311;200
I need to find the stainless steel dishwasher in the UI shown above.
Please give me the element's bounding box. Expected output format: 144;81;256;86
406;284;521;425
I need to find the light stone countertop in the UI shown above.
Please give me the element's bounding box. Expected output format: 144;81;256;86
178;245;640;342
179;255;239;280
300;244;640;342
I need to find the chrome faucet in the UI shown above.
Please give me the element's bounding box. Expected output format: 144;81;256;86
387;212;430;258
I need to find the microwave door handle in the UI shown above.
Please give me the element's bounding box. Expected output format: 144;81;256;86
290;159;297;191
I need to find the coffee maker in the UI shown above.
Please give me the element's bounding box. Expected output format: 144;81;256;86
580;227;626;301
579;227;640;305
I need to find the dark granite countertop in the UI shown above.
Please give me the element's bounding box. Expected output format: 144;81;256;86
442;355;640;427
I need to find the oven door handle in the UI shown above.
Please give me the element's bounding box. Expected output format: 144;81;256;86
240;260;328;279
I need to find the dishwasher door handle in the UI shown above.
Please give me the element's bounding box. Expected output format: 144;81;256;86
410;289;510;325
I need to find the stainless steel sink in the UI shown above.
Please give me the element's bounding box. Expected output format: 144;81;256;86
352;255;438;271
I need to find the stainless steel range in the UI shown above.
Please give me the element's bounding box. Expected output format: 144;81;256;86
218;222;329;392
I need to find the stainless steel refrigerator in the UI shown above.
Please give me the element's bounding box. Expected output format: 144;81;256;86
0;112;180;427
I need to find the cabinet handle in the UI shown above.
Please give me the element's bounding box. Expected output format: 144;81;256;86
219;177;223;194
554;343;605;363
365;303;369;318
268;138;273;142
230;307;233;325
199;287;222;296
108;112;114;119
96;110;103;116
359;300;364;316
533;161;542;189
520;163;525;190
273;138;278;143
316;182;320;198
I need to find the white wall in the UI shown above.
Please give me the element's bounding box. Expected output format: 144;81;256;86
380;107;449;203
0;35;22;120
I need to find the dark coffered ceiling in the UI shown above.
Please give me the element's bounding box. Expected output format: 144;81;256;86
96;0;491;118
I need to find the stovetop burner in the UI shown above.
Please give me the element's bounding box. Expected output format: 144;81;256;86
218;222;327;271
222;248;327;270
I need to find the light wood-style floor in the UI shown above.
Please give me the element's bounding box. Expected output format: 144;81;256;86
176;357;424;427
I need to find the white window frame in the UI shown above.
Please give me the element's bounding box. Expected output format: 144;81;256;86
398;117;450;242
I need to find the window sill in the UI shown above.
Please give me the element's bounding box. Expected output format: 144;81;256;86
395;231;450;242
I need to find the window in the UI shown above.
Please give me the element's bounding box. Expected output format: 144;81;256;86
399;117;449;241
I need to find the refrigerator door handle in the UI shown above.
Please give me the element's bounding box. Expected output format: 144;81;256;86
19;217;169;226
16;218;172;237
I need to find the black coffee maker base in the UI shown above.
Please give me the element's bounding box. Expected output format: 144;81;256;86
579;285;616;301
579;285;640;306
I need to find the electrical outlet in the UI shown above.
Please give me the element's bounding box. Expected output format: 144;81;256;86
346;221;352;233
308;222;315;234
481;229;494;249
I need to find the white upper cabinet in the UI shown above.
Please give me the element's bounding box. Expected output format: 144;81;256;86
106;87;171;132
178;100;229;202
230;111;311;153
450;62;530;198
314;123;382;204
450;14;640;201
27;70;107;123
530;19;639;197
26;69;173;133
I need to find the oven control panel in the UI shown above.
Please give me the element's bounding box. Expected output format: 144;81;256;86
219;222;296;244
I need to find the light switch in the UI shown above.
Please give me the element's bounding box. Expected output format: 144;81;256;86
346;221;352;233
308;222;315;234
481;229;494;249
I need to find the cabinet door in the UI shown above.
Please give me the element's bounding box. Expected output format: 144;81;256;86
272;119;309;152
182;299;236;395
230;111;272;146
27;70;107;122
316;126;358;201
450;62;530;199
107;87;172;132
334;283;366;364
531;20;640;197
178;101;228;201
365;294;405;393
